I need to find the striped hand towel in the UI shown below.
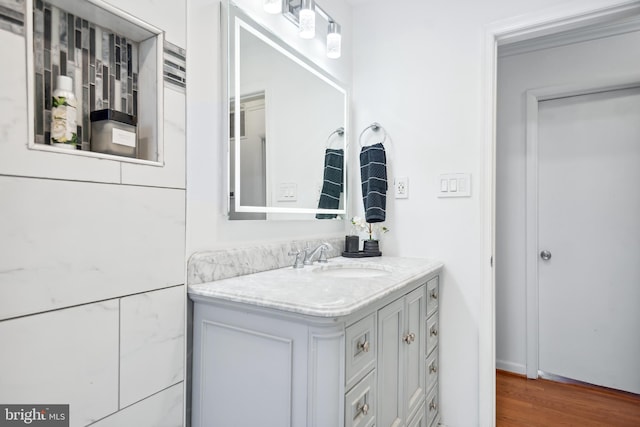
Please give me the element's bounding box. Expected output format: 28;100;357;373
316;148;344;219
360;142;387;223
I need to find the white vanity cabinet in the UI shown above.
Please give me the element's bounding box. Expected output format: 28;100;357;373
425;276;441;427
189;258;442;427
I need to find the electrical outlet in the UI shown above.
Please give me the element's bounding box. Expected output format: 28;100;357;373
395;176;409;199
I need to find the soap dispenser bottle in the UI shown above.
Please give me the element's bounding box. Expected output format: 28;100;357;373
50;75;78;149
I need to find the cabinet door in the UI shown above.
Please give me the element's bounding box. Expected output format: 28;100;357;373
377;298;404;427
407;403;426;427
404;286;426;421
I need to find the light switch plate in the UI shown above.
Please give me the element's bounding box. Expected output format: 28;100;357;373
438;173;471;197
277;182;298;201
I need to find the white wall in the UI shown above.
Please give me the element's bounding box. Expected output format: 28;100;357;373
496;28;640;375
349;1;637;426
186;0;352;254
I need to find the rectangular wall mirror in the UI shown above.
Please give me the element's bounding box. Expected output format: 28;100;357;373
226;2;348;220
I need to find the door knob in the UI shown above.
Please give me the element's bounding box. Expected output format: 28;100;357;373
540;250;552;261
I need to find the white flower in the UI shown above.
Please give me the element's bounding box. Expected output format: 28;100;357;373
52;106;67;120
351;216;368;231
351;216;390;240
51;120;67;141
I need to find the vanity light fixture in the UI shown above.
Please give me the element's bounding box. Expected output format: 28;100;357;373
282;0;342;59
263;0;282;14
326;21;341;59
298;0;316;39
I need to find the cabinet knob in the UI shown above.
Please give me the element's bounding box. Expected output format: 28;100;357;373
357;340;370;353
430;289;438;300
429;362;438;374
429;400;438;411
357;402;369;416
430;327;438;337
403;332;416;344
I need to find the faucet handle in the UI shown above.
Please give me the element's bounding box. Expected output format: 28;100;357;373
288;250;304;268
317;245;329;263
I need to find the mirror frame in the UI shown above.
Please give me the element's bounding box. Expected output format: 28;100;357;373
225;2;349;217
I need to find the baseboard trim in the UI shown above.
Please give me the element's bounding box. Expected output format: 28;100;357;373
496;360;526;375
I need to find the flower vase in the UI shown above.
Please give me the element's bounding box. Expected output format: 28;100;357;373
363;239;380;255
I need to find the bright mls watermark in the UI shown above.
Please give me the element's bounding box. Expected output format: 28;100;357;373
0;405;68;426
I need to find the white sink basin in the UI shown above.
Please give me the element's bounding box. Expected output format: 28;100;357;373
312;263;393;278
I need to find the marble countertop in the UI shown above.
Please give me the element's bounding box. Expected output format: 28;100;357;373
188;256;443;318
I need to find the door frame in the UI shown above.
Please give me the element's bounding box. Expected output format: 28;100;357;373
480;1;640;425
524;79;640;379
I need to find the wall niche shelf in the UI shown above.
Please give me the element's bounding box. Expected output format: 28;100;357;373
26;0;165;166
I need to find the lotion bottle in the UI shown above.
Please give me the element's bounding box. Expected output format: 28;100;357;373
50;75;78;149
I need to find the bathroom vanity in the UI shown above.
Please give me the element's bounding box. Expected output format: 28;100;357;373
189;256;442;427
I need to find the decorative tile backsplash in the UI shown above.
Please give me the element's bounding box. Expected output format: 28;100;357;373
164;40;186;91
33;0;139;149
0;0;25;34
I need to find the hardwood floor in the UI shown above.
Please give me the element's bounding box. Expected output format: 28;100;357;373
496;370;640;426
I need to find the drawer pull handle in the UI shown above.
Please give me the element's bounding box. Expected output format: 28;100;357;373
357;340;370;353
430;289;438;300
429;363;438;374
357;402;369;416
429;400;438;411
403;332;416;344
430;327;438;337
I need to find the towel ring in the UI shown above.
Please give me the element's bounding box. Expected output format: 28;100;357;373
325;127;344;148
358;122;387;147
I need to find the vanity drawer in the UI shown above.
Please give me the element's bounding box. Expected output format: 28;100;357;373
426;277;439;318
345;369;376;427
426;348;438;394
346;314;376;390
426;313;439;356
426;382;440;427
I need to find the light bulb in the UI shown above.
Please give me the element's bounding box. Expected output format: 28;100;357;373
299;0;315;39
263;0;281;14
326;22;341;59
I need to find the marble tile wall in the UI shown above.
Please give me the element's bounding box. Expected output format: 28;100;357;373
0;176;186;321
0;1;187;426
0;301;120;426
33;0;139;148
187;237;346;285
90;383;183;427
120;286;185;408
0;288;186;427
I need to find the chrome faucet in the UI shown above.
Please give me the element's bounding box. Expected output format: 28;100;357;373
289;243;332;268
303;243;331;265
